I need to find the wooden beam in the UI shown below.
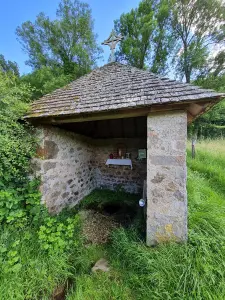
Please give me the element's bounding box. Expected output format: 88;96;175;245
33;104;192;125
186;100;220;124
51;109;148;124
188;103;207;116
187;111;195;124
28;99;218;125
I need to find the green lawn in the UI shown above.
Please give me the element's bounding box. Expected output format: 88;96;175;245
0;140;225;299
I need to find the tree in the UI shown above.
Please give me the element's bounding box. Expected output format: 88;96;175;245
21;66;72;99
16;0;101;77
0;54;19;77
171;0;225;83
209;50;225;77
189;73;225;138
114;0;173;74
150;0;174;74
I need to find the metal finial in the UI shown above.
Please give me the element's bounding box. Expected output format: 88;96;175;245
102;30;123;63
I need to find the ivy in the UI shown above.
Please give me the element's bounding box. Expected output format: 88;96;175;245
0;71;82;273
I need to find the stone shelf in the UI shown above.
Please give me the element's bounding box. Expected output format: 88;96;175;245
105;158;133;169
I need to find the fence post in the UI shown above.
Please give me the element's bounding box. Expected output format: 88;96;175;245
192;136;197;159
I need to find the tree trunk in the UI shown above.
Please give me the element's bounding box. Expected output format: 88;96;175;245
185;70;191;83
183;42;191;83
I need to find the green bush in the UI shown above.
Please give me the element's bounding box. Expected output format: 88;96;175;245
0;71;43;230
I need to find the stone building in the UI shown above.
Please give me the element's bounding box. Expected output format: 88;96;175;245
25;62;224;246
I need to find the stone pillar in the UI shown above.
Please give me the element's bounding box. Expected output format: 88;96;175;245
147;111;187;246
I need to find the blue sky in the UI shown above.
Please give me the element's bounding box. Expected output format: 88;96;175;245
0;0;140;75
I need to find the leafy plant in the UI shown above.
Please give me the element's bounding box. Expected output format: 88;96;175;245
38;215;81;254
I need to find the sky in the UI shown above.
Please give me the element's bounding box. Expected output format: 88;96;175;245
0;0;140;75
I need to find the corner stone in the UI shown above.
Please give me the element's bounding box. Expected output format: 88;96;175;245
146;111;187;246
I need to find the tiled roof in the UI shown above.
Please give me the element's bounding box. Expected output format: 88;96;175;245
25;62;224;119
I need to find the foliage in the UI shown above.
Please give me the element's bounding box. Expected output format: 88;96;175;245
195;73;225;92
38;214;81;254
67;272;132;300
208;50;225;77
0;72;36;187
114;0;225;81
0;181;41;226
114;0;173;74
20;66;73;99
171;0;225;82
0;225;75;299
0;55;19;77
16;0;101;77
174;38;209;82
189;74;225;138
0;69;46;233
0;61;92;299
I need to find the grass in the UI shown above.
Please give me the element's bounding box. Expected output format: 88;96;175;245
0;139;225;299
0;226;72;300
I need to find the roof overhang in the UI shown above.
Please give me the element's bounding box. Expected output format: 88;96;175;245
25;98;220;126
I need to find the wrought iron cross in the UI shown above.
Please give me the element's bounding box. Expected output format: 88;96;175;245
102;30;123;63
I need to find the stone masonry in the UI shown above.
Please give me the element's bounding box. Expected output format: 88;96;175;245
93;138;146;194
32;126;96;213
147;111;187;245
32;126;146;213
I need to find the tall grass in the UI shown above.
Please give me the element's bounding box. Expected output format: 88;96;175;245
1;140;225;299
106;168;225;299
69;140;225;299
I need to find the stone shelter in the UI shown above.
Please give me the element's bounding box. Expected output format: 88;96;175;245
25;62;224;246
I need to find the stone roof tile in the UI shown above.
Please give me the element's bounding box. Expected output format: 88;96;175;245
25;62;224;119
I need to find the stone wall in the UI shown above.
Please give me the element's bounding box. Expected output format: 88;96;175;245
146;111;187;245
32;126;96;213
93;138;147;194
32;127;146;212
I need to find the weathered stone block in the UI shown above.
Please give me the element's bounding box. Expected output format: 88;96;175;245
147;111;187;246
44;140;59;159
43;162;56;172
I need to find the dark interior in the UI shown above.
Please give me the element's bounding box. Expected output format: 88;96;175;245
57;116;147;139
